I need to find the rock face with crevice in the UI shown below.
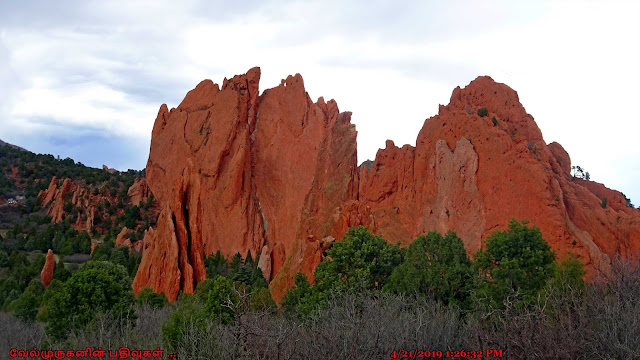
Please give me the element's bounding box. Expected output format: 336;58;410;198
133;69;640;302
133;68;359;301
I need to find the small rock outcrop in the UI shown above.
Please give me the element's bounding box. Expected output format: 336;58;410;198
127;178;151;206
41;249;55;288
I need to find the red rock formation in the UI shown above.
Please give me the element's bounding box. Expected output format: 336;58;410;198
134;70;640;302
358;76;640;274
41;249;55;288
134;68;359;301
128;178;151;206
113;226;143;253
39;177;97;229
115;227;131;248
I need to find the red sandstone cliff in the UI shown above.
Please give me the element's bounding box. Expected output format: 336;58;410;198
133;69;640;302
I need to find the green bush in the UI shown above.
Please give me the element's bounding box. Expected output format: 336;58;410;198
281;273;325;318
601;197;607;208
474;219;556;308
492;116;498;126
137;287;168;309
42;261;136;340
195;275;238;324
162;296;208;352
10;279;44;322
249;287;276;312
314;226;402;292
478;108;489;117
384;231;473;308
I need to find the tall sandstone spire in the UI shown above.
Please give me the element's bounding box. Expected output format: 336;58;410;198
133;69;640;302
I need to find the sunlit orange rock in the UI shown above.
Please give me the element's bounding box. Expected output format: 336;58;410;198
134;70;640;302
133;68;359;301
41;249;55;288
128;178;150;206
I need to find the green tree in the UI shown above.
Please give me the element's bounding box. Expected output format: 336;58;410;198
478;107;489;117
10;280;44;322
162;295;208;353
136;287;168;309
43;261;136;340
548;254;586;291
281;273;324;318
195;275;238;324
249;287;275;312
474;219;556;307
314;226;402;292
204;250;228;278
384;231;473;307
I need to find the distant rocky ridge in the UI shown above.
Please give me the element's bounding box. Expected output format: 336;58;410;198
132;68;640;302
0;138;26;151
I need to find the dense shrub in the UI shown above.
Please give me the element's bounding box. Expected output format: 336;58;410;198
474;219;556;308
478;107;489;117
384;231;474;308
42;261;136;340
136;287;168;309
314;226;402;292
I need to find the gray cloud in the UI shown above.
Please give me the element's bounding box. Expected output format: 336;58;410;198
0;0;638;205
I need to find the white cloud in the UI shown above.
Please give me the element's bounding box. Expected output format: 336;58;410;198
0;0;638;203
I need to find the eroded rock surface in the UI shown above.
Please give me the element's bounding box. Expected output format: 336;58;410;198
41;249;55;288
134;70;640;301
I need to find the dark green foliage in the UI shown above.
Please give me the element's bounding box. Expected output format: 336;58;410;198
136;287;168;309
474;219;556;307
230;252;242;271
620;192;634;208
281;273;324;318
52;259;70;283
0;278;21;311
63;201;73;214
601;197;607;208
121;205;141;229
142;194;155;211
10;279;44;322
548;254;586;291
0;250;8;267
91;239;115;261
384;231;473;307
249;287;275;312
478;107;489;117
204;250;227;277
91;241;141;277
314;226;402;292
161;295;208;352
6;221;91;255
282;227;403;317
492;116;498;126
203;250;268;290
195;275;238;324
42;261;136;340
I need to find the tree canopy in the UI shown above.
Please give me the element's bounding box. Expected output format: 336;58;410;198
474;219;556;307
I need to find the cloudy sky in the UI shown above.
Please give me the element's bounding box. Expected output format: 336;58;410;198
0;0;638;204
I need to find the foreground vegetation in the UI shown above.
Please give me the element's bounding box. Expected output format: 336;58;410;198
0;222;639;359
1;145;639;358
